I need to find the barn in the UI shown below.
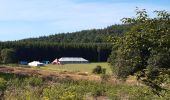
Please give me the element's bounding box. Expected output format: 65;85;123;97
58;57;89;64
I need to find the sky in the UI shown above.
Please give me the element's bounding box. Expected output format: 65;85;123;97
0;0;170;41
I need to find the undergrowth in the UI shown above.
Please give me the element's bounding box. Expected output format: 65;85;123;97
0;73;169;100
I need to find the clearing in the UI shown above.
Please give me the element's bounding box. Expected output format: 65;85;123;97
40;62;112;74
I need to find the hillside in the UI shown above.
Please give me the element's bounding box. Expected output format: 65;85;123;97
20;24;130;43
0;24;130;63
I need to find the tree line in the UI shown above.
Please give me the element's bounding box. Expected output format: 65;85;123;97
19;24;130;43
0;24;130;63
0;41;112;63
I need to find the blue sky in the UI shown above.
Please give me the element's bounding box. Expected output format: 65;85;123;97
0;0;170;41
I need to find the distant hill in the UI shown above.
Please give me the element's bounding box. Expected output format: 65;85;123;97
0;24;131;62
20;24;130;43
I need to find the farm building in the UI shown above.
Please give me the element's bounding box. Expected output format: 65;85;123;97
58;57;89;64
28;61;44;66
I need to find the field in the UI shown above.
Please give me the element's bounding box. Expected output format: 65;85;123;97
0;72;169;99
0;62;113;82
2;62;112;74
0;63;169;99
40;63;112;74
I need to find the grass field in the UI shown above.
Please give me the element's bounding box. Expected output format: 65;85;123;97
0;72;168;99
0;63;169;99
40;62;112;74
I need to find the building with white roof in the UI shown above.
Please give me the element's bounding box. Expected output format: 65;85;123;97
58;57;89;64
28;61;44;66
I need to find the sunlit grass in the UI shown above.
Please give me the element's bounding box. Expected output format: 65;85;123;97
40;62;112;74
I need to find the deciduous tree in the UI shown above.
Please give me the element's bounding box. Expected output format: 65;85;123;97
109;8;170;96
0;48;16;64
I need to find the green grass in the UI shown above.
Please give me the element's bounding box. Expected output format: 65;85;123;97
40;62;112;74
0;72;169;100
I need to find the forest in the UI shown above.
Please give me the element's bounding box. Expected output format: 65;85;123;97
0;24;130;63
20;24;130;43
0;42;112;62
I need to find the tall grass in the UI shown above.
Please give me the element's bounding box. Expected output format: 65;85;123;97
0;72;169;100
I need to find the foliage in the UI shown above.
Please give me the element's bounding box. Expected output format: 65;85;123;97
24;77;43;87
108;8;170;95
0;42;112;62
0;78;7;91
20;24;130;43
0;72;169;99
43;84;83;100
100;74;110;82
0;48;16;64
92;65;106;74
0;24;130;63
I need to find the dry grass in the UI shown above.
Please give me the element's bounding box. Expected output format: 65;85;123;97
0;66;101;81
0;66;140;86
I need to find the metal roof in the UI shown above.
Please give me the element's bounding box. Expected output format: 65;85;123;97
59;57;88;62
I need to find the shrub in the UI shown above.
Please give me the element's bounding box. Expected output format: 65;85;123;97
25;77;43;86
102;68;106;74
0;78;7;91
43;85;83;100
4;86;42;100
108;9;170;96
101;74;110;82
0;72;169;99
90;83;107;97
92;65;106;74
0;48;16;64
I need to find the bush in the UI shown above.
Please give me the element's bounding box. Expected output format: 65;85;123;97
4;86;42;99
0;72;169;99
108;9;170;96
92;65;106;74
25;77;43;86
43;85;83;100
0;48;16;64
101;74;110;82
0;78;7;91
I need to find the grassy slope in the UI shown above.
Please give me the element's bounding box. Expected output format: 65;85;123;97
40;62;112;74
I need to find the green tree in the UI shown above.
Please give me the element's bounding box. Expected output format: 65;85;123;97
0;48;16;64
109;8;170;96
0;49;1;64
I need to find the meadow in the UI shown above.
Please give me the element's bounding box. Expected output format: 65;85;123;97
0;63;169;99
0;72;169;100
40;63;112;74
